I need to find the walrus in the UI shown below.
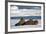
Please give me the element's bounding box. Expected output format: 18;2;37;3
15;18;38;26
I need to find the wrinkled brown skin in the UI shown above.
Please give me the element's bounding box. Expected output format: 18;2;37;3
22;20;38;25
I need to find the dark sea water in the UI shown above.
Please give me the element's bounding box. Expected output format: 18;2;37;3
11;16;41;19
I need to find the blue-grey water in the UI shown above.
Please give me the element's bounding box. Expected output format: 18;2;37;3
11;16;41;19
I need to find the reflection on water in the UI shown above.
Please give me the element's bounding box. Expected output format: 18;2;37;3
11;25;41;29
